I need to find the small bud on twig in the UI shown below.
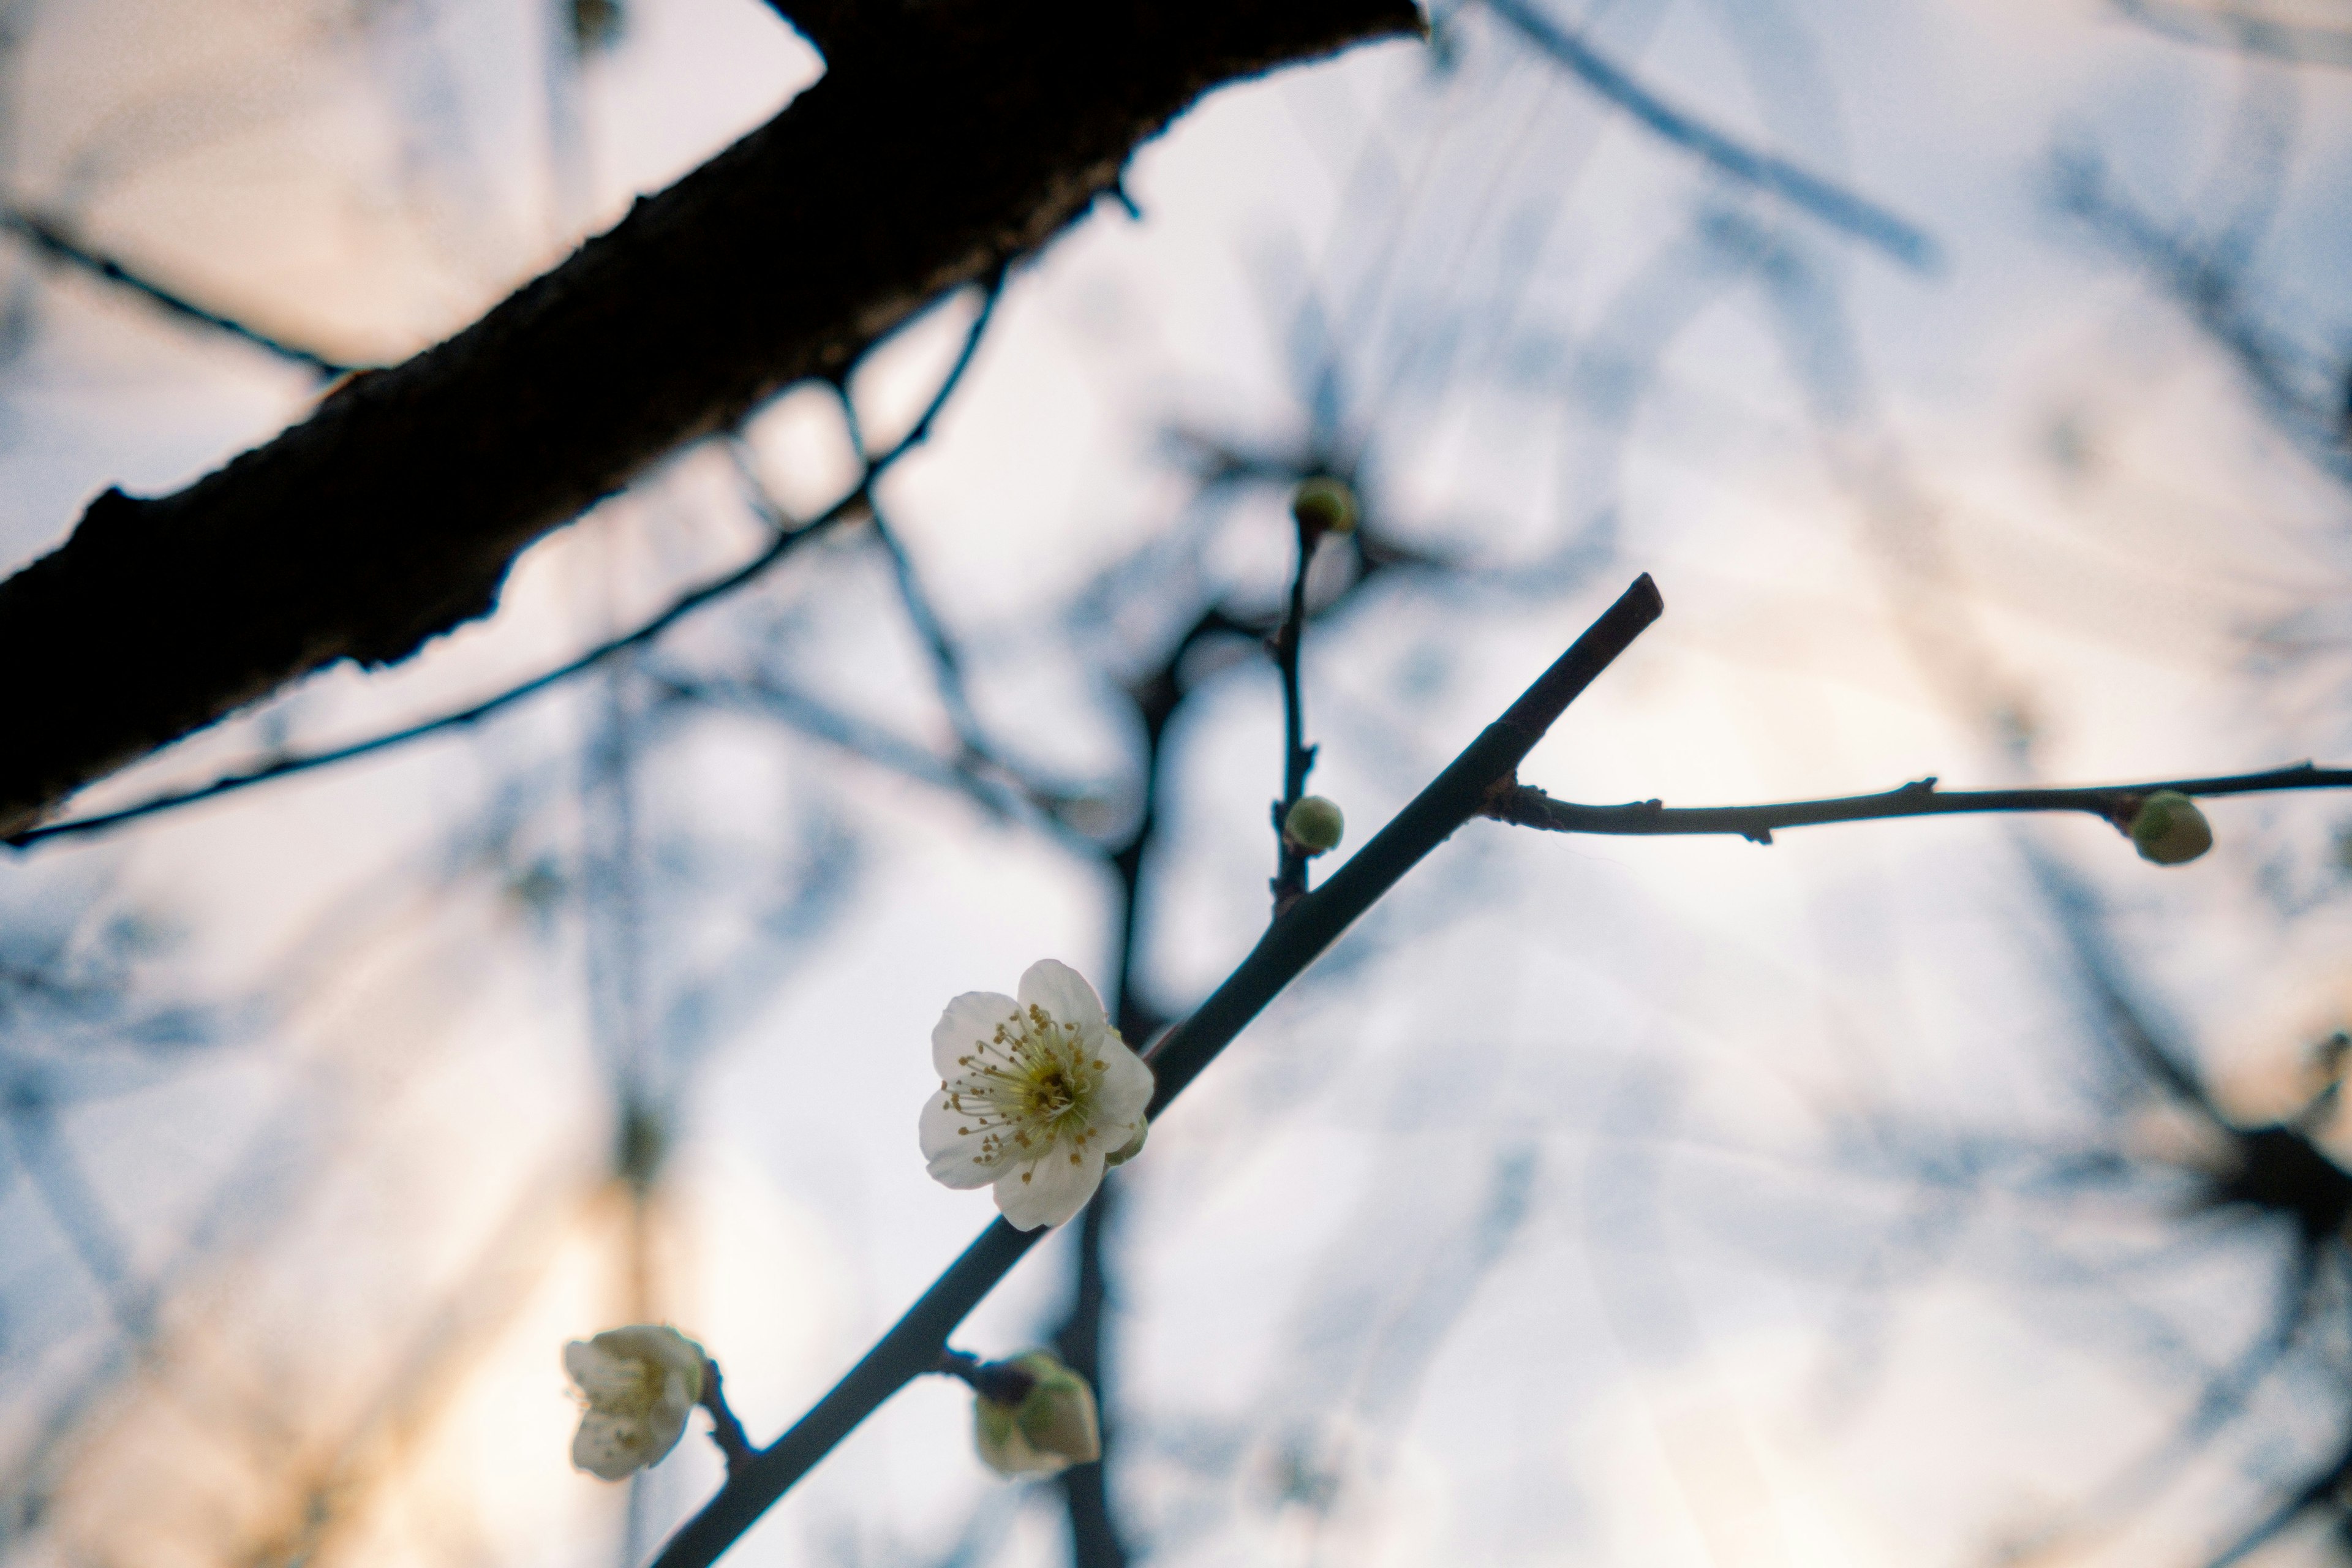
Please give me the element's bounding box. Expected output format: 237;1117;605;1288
2127;790;2213;865
1290;476;1357;537
960;1349;1101;1479
1282;794;1345;856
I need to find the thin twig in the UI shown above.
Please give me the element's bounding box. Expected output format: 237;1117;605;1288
699;1360;758;1476
1480;0;1941;271
1;207;361;378
869;503;990;759
643;574;1665;1568
7;279;1006;851
933;1348;1037;1405
1483;764;2352;844
1268;513;1321;913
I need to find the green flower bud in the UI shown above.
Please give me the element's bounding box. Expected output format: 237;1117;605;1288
1283;795;1345;856
2128;790;2213;866
973;1351;1101;1479
1104;1121;1148;1169
1291;476;1357;535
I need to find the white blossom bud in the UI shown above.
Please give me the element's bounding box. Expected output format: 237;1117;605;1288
973;1351;1101;1479
1283;795;1345;856
563;1324;706;1480
2129;790;2212;866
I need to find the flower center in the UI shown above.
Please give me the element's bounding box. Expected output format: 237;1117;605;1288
943;1004;1120;1170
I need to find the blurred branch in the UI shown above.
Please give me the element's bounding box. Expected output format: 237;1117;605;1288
2112;0;2352;67
1485;763;2352;843
7;276;1008;850
0;206;363;378
867;504;995;767
644;575;1665;1568
2053;148;2352;483
1480;0;1942;271
2203;1434;2352;1568
0;0;1420;837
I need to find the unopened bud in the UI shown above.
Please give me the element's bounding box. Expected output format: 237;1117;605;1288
973;1351;1101;1479
563;1325;706;1480
1104;1121;1148;1169
1283;796;1345;856
1291;477;1357;535
2128;790;2212;866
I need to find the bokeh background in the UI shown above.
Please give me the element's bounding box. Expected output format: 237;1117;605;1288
4;1;2352;1564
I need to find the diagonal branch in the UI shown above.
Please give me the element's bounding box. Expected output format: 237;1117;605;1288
2;275;1001;851
0;0;1420;839
1481;0;1940;271
1;207;362;378
643;573;1664;1568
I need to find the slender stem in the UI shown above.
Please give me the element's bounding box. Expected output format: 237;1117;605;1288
935;1348;1038;1406
643;573;1664;1568
6;279;1005;852
699;1360;758;1476
1269;518;1319;913
1483;764;2352;844
1;206;362;378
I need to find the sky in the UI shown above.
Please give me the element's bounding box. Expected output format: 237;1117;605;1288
2;1;2352;1566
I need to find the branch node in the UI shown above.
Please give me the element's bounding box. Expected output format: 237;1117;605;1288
699;1359;759;1476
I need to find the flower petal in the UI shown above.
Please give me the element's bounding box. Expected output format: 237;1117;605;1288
1017;960;1107;1036
921;1093;1005;1188
572;1410;653;1480
993;1142;1106;1231
933;991;1021;1077
591;1324;704;1391
564;1340;639;1400
1090;1037;1154;1128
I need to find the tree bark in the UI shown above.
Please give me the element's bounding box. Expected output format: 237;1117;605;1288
0;0;1419;837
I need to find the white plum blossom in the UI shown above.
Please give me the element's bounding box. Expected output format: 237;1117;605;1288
921;959;1154;1231
563;1324;706;1480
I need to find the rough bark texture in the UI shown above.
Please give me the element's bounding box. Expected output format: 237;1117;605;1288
0;0;1419;837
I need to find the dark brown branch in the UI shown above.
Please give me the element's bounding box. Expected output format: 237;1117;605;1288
0;207;362;378
641;574;1664;1568
6;276;1005;851
755;0;897;65
0;0;1420;839
1483;764;2352;845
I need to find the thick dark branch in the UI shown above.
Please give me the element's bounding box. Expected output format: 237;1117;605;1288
0;207;361;377
1480;0;1940;271
0;0;1420;837
643;574;1664;1568
4;275;999;851
756;0;895;65
1483;763;2352;844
